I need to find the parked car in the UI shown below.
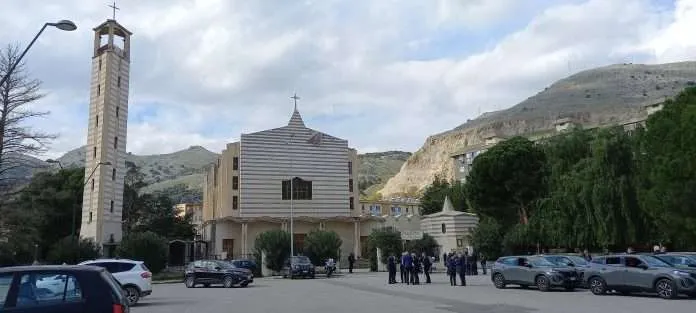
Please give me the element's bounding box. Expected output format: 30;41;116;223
0;265;130;313
229;259;258;274
653;253;696;269
491;255;580;291
79;258;152;305
184;260;253;288
539;254;592;287
585;254;696;299
282;256;315;279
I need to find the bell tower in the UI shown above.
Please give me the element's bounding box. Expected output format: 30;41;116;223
80;18;131;256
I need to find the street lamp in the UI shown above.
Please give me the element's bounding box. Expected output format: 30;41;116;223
0;20;77;88
286;134;295;267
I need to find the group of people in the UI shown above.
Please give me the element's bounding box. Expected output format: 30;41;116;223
384;249;487;287
386;252;432;285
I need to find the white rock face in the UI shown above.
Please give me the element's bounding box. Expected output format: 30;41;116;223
380;61;696;196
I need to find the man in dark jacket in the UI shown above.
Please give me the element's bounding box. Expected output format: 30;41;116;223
480;253;487;275
421;252;432;283
399;252;406;283
447;253;457;286
457;252;467;286
387;254;397;284
411;253;421;285
348;253;355;273
403;252;413;285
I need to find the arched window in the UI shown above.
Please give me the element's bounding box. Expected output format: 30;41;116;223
441;223;447;234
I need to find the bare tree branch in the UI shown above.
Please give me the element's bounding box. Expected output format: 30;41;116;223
0;43;56;200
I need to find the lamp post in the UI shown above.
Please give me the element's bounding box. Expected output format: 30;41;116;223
287;134;295;267
0;20;77;87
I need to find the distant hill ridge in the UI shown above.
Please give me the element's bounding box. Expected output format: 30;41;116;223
379;61;696;196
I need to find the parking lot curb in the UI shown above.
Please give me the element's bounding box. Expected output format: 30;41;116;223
152;279;183;284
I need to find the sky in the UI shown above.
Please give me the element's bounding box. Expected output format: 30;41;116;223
0;0;695;159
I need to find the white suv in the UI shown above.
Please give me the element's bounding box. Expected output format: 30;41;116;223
79;258;153;305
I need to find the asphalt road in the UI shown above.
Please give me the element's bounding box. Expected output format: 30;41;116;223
133;273;695;313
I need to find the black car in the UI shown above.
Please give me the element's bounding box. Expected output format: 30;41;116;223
229;259;258;274
282;256;315;279
184;260;253;288
0;265;129;313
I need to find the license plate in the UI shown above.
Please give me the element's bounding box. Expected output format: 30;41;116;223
303;270;308;273
569;277;576;281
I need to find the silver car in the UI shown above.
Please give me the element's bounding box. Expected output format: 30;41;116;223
585;254;696;299
491;256;580;291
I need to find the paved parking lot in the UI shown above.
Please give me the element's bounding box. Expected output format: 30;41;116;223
134;273;695;313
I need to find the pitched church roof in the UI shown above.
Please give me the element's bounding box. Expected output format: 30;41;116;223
288;108;305;128
423;195;477;218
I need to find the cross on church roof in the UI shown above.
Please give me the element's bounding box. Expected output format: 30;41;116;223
108;1;120;20
291;92;300;111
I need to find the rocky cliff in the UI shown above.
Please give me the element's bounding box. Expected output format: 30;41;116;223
379;61;696;196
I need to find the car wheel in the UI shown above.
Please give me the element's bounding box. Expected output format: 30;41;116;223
184;276;196;288
589;277;607;295
240;281;249;288
493;273;506;289
124;286;140;305
655;278;678;299
688;292;696;299
535;275;550;292
223;276;235;288
203;283;211;288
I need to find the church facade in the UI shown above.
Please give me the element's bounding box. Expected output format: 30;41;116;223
201;107;386;262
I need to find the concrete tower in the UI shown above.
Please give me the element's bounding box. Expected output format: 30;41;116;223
80;19;131;256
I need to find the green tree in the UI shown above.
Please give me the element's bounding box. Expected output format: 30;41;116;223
254;229;291;272
469;217;504;259
366;227;402;269
46;236;100;264
637;87;696;249
420;177;468;215
303;229;342;265
117;231;168;274
404;233;438;256
465;136;547;227
132;193;195;240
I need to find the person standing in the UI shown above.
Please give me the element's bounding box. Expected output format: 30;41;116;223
348;253;355;273
457;252;467;286
387;254;397;284
411;253;421;285
447;253;458;286
399;252;406;283
422;252;432;283
480;253;487;275
403;252;413;285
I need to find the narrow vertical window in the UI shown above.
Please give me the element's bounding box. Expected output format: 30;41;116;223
93;147;97;158
116;106;119;118
349;179;354;192
233;196;238;210
110;200;114;213
97;84;100;96
114;136;118;149
117;76;121;88
98;59;102;70
233;157;239;170
96;115;99;127
348;161;352;174
91;179;95;191
232;176;239;190
112;168;116;180
89;212;93;223
349;197;355;210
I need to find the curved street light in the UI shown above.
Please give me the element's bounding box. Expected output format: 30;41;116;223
0;19;78;87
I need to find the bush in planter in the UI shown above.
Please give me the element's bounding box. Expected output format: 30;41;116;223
254;229;290;272
303;229;342;265
116;231;168;274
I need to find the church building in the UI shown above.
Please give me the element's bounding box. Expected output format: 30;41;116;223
201;103;384;262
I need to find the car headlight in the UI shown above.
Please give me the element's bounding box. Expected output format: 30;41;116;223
292;264;300;269
672;270;690;276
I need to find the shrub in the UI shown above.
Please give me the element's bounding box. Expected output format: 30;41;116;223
366;227;402;268
303;230;342;265
254;229;290;272
117;231;168;274
404;233;439;256
46;236;100;264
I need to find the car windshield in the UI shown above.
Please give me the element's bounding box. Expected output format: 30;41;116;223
214;261;235;269
642;255;672;267
292;256;311;264
530;257;556;267
564;255;589;266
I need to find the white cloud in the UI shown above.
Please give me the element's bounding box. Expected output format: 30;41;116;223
0;0;694;160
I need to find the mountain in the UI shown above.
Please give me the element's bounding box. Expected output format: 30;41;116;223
379;61;696;196
18;145;410;203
